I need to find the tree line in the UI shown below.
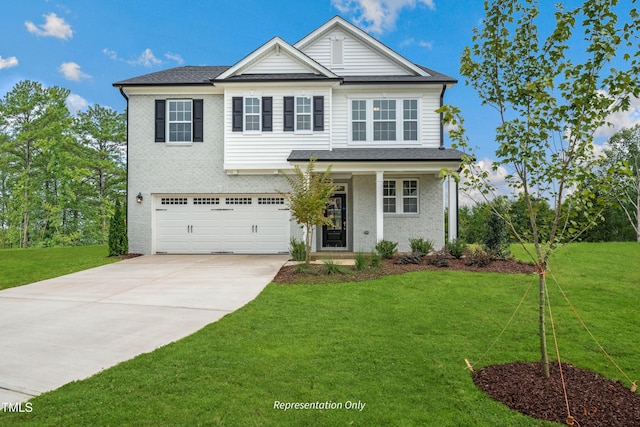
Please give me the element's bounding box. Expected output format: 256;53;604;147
0;80;126;249
458;123;640;247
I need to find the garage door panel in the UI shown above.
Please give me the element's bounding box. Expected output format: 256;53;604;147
154;195;289;254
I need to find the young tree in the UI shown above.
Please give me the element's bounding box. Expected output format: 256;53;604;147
108;199;128;256
441;0;640;377
600;125;640;241
278;158;338;266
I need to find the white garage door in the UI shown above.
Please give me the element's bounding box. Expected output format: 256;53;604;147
154;195;290;254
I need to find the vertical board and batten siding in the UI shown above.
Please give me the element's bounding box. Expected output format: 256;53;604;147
224;88;331;169
331;86;442;148
300;29;410;76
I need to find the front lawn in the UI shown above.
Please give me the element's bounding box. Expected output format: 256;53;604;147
1;242;638;426
0;245;119;290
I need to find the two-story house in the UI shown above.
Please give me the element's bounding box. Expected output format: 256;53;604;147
113;16;463;255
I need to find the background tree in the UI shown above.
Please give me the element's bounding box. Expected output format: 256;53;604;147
278;159;337;266
441;0;640;377
600;124;640;241
75;105;126;243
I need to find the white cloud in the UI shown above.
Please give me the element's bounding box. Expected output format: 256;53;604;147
0;56;18;69
66;93;88;113
165;52;184;65
59;62;91;81
459;157;512;206
595;95;640;138
332;0;435;34
400;38;433;49
25;12;73;40
104;48;170;67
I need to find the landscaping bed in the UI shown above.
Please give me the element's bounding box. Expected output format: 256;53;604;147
273;254;537;284
474;361;640;426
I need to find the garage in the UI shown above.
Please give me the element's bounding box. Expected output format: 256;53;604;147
154;195;290;254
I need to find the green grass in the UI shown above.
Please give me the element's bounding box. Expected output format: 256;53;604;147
1;242;638;426
0;245;119;290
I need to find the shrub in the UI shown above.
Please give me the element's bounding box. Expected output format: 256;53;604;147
289;238;306;261
395;253;424;264
409;237;433;255
446;239;468;259
426;249;451;267
108;200;128;256
375;239;398;259
369;251;382;268
464;247;493;267
483;211;511;259
354;251;368;271
322;259;348;275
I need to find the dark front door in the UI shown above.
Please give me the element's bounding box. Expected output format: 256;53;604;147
323;194;347;248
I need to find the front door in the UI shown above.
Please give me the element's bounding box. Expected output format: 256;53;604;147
322;194;347;248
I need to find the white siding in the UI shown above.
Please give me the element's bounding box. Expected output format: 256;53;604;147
301;29;410;76
243;52;313;75
224;87;331;169
331;86;442;148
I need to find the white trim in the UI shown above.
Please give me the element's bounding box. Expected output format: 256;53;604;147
383;178;419;215
215;37;338;80
347;96;422;144
376;172;384;242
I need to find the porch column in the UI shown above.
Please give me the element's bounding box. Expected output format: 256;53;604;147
448;175;458;242
376;171;384;242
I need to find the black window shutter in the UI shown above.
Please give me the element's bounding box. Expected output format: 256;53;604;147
232;97;243;132
313;96;324;131
193;99;203;142
283;96;294;132
262;97;273;131
155;100;166;142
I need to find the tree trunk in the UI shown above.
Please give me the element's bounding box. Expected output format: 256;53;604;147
539;268;550;378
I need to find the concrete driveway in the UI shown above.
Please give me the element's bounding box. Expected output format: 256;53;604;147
0;254;287;403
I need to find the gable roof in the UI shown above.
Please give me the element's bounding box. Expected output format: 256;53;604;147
295;15;430;78
113;16;456;87
215;37;337;81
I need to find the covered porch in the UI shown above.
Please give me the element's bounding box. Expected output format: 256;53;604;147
287;148;464;252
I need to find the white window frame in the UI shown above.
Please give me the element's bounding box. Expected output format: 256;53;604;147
244;96;261;132
295;96;312;132
383;179;419;214
348;97;421;144
167;100;192;143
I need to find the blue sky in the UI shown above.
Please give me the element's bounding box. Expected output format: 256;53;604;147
1;0;639;172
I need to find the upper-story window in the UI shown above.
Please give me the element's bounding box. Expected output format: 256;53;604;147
168;100;192;142
350;98;419;143
244;97;261;131
155;99;203;144
296;97;312;131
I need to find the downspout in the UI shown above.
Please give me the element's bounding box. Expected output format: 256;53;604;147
439;84;446;149
117;86;129;230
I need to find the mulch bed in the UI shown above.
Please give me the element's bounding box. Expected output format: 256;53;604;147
273;255;537;284
473;362;640;426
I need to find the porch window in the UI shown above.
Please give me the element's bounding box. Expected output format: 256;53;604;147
383;179;418;214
